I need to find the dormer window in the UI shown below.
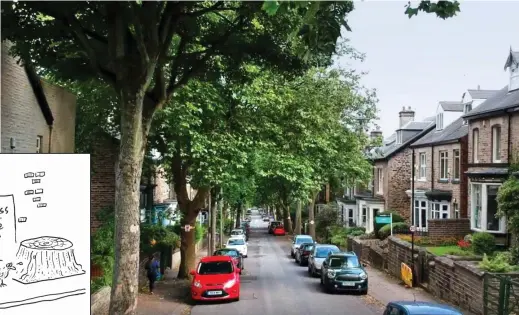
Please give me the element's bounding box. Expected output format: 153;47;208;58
464;103;472;114
436;113;444;131
510;62;519;92
396;131;403;144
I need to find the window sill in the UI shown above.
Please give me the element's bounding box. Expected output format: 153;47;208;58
451;179;460;184
437;179;449;184
470;227;507;234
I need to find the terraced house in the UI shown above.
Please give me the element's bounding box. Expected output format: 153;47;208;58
463;49;519;245
407;88;498;236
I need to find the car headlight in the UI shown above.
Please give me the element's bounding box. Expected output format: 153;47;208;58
359;272;368;280
327;270;336;278
223;279;236;289
193;280;202;288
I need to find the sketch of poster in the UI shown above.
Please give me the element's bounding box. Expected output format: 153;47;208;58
0;154;90;315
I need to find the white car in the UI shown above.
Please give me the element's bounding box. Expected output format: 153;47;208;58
291;235;314;258
226;238;248;257
230;229;246;240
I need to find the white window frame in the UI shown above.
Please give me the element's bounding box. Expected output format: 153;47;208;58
453;149;460;180
454;203;460;219
430;202;450;219
440;151;449;180
471;183;507;233
473;129;479;163
492;125;501;163
361;206;367;226
436;113;444;130
377;168;383;194
36;135;43;153
419;152;426;180
413;199;428;232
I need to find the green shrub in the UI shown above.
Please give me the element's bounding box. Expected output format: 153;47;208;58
140;224;180;255
472;232;495;255
195;222;207;242
479;252;519;273
90;206;115;293
378;222;409;240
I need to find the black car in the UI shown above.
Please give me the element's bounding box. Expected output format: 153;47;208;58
268;221;281;234
320;252;368;294
295;242;315;266
213;248;244;270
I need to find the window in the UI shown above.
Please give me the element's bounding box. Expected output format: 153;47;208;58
361;206;367;226
464;103;472;115
341;206;345;222
492;125;501;162
396;131;403;144
348;208;354;226
419;152;426;179
471;183;505;233
473;129;479;163
510;62;519;92
413;200;428;231
453;150;460;180
454;203;460;219
436;113;444;130
36;135;43;153
487;185;501;231
440;151;449;179
377;168;383;194
472;184;482;229
431;202;450;219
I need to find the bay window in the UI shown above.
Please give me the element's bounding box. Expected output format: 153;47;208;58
471;183;505;233
413;200;428;231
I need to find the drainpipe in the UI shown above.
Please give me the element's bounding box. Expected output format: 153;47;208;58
508;111;512;164
411;148;416;286
431;145;435;191
47;125;53;153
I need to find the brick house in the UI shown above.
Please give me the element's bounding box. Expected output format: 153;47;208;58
463;49;519;243
407;89;498;235
1;41;77;153
360;107;435;232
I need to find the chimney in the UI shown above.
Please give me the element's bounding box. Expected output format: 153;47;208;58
477;85;481;90
399;106;415;128
370;125;383;139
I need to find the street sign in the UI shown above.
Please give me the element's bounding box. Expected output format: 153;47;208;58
309;220;315;225
184;225;192;232
375;214;392;224
410;225;416;233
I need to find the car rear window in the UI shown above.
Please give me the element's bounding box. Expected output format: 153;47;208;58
228;239;245;245
302;244;314;251
198;261;233;275
315;247;340;258
296;237;313;244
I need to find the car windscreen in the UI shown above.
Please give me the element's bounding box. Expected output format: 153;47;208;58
214;250;239;257
228;239;245;245
329;256;360;268
315;247;340;258
198;261;233;275
296;237;313;244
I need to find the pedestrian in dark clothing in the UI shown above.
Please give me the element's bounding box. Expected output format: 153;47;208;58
145;254;160;294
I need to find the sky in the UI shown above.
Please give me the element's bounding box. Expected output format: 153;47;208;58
335;1;519;137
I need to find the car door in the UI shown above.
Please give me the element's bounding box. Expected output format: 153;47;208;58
309;246;317;267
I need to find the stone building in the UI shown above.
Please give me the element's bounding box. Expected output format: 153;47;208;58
1;41;77;153
463;49;519;244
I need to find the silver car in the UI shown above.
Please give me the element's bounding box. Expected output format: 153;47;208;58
290;235;314;258
307;244;340;277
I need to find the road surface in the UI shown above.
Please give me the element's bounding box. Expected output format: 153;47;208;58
191;211;381;315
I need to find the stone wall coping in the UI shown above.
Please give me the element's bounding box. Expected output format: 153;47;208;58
428;218;470;222
432;255;485;278
388;236;427;253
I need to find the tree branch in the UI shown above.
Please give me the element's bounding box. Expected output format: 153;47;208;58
129;2;149;64
186;2;227;17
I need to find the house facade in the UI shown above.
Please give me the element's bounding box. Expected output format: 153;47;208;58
1;41;77;153
463;49;519;243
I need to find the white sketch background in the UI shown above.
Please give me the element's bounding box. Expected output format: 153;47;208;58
0;154;90;315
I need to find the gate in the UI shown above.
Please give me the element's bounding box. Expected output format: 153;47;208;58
484;273;519;315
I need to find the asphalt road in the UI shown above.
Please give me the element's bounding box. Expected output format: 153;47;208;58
191;211;380;315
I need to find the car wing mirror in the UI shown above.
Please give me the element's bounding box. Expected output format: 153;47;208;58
189;270;196;276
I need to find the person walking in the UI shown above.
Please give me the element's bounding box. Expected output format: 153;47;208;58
145;253;160;295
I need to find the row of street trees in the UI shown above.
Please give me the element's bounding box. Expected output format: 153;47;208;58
2;1;459;314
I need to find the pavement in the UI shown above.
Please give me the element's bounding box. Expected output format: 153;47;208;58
138;210;462;315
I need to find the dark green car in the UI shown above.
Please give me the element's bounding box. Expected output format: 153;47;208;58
320;252;368;294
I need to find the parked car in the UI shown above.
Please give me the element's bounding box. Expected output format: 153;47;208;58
273;225;286;236
383;301;463;315
225;237;248;257
263;217;270;222
230;229;246;240
268;221;281;234
308;244;340;277
320;252;368;294
290;235;313;258
190;256;241;302
295;242;315;266
213;248;244;271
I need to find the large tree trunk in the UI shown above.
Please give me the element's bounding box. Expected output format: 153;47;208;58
275;206;282;222
210;189;217;253
109;93;152;315
282;202;293;234
235;202;242;228
295;200;302;235
308;190;319;239
219;198;224;248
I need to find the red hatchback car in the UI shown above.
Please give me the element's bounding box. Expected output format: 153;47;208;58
273;225;286;236
190;256;241;302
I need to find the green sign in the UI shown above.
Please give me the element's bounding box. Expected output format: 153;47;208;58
375;214;392;224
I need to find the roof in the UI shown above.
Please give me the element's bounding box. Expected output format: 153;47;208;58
24;64;54;126
463;85;519;119
439;101;464;112
400;120;432;130
504;49;519;70
389;301;462;315
411;116;468;147
201;256;233;263
467;89;499;99
370;119;436;161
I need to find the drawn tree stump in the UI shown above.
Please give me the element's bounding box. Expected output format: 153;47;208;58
14;236;85;284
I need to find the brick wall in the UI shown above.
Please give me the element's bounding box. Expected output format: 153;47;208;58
1;42;76;153
387;148;413;221
428;219;471;240
468;115;512;164
91;135;119;233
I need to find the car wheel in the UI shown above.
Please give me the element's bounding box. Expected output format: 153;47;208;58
320;274;324;285
299;259;304;266
307;265;312;274
311;266;317;277
291;251;295;258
